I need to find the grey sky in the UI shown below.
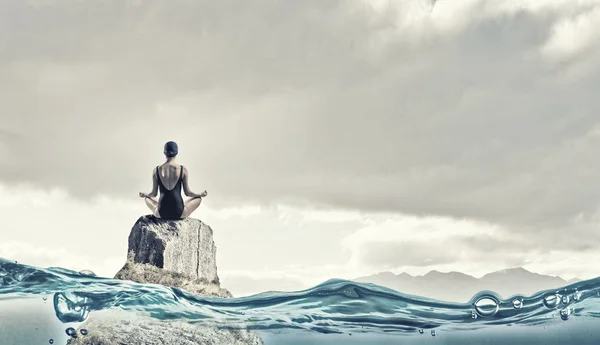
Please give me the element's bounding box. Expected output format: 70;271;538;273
1;0;600;295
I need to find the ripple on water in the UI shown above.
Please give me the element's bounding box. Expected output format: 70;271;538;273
78;270;97;277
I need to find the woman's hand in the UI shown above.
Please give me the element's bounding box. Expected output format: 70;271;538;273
200;190;208;197
139;192;148;198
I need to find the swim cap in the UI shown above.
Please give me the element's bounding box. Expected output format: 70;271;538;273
164;141;178;157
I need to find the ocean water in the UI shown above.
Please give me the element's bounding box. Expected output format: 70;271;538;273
1;257;599;345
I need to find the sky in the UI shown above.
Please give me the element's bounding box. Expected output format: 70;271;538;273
2;0;600;297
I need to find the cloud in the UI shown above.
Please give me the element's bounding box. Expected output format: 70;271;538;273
1;180;597;296
0;181;367;290
541;5;600;63
2;0;600;236
340;214;600;279
0;241;123;278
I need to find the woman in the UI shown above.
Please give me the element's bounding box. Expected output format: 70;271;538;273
139;141;207;219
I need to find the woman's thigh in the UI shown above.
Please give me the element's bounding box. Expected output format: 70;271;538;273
182;198;202;217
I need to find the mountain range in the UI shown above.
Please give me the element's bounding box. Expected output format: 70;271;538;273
353;267;581;303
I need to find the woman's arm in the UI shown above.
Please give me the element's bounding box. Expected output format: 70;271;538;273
182;166;207;198
139;168;159;198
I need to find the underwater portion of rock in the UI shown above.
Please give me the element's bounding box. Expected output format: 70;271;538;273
67;215;264;345
67;311;264;345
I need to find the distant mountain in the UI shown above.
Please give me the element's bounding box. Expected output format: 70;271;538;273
354;267;579;303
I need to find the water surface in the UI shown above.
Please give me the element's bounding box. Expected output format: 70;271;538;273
1;258;599;344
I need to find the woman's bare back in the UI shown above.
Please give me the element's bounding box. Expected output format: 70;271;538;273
157;163;183;191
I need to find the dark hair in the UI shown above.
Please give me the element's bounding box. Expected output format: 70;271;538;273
164;141;178;157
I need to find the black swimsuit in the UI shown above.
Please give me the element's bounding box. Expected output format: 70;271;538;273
157;165;184;219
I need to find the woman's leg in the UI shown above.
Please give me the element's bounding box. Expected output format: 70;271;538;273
182;197;202;217
144;197;160;218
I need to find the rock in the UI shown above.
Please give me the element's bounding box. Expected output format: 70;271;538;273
66;310;264;345
67;215;264;345
125;215;219;284
115;260;232;298
66;311;264;345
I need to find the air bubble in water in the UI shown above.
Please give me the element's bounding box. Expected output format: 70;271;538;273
474;297;499;317
543;294;560;308
49;340;53;344
53;292;90;323
66;327;77;338
560;308;572;321
80;329;89;336
471;310;477;319
574;291;582;301
562;295;570;304
512;298;523;310
418;329;424;334
431;330;436;336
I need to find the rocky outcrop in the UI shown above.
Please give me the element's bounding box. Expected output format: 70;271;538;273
68;215;264;345
125;216;219;284
115;259;231;298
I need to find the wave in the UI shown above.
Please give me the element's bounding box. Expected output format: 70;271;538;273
1;257;599;335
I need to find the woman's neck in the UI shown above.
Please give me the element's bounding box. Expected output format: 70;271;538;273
165;157;176;163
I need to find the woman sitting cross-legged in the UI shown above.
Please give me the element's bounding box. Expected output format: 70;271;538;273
139;141;207;219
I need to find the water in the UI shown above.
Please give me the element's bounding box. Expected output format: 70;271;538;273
1;258;600;344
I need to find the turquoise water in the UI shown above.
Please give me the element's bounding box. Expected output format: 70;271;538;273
1;257;599;344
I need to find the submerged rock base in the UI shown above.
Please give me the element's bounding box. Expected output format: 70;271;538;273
67;310;263;345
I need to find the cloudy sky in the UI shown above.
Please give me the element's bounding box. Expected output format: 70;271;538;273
2;0;600;296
